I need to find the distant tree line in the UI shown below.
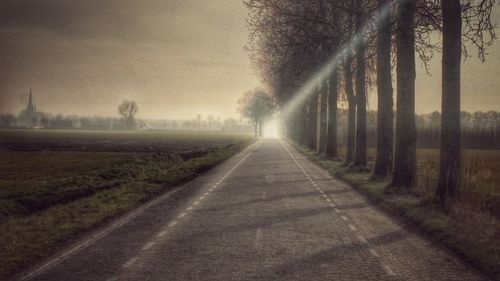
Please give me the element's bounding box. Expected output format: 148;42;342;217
0;112;253;133
332;110;500;150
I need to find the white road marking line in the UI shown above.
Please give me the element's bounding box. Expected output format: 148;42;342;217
18;186;183;281
141;242;155;251
156;230;168;237
382;264;396;276
329;203;336;207
326;198;332;203
322;194;328;199
204;192;209;196
369;248;380;257
123;257;138;268
356;235;368;244
200;196;205;200
193;201;200;206
280;140;395;272
347;224;357;231
178;212;187;218
186;206;193;211
168;221;177;227
19;141;262;281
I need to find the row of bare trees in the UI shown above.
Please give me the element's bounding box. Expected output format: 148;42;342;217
245;0;496;206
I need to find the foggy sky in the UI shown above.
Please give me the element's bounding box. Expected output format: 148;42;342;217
0;1;499;120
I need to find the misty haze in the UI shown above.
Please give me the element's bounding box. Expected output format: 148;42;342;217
0;1;499;281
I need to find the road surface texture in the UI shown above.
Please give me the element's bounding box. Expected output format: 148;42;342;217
21;139;487;281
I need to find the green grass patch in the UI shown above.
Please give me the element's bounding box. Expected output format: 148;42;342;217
0;135;253;280
290;141;500;281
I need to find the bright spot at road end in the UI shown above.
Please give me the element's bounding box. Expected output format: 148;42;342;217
263;119;281;138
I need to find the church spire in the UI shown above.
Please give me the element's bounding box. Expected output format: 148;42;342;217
27;89;34;113
28;89;33;106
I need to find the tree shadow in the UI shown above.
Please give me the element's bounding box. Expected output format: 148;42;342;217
202;188;354;212
243;230;408;281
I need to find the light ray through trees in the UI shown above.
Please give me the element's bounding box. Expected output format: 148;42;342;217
280;0;395;120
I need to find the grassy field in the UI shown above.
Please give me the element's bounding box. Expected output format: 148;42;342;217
298;144;500;280
336;147;500;217
0;129;251;152
0;129;253;279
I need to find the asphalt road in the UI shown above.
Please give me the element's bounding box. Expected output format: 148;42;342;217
21;139;486;281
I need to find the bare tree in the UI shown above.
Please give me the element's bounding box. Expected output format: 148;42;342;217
392;0;417;188
118;100;138;130
238;88;276;137
353;0;368;167
436;0;496;205
373;0;394;178
436;0;462;204
326;66;339;158
344;54;357;164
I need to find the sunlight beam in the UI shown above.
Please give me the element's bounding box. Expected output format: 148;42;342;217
281;1;394;119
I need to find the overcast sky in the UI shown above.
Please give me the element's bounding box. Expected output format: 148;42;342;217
0;0;499;119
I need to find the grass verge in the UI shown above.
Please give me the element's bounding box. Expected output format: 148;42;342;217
289;140;500;281
0;140;253;280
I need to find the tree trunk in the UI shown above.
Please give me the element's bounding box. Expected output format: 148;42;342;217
308;89;319;150
392;0;417;188
436;0;462;204
326;66;338;158
345;57;356;164
354;2;367;167
300;103;308;145
373;0;394;177
318;78;328;154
